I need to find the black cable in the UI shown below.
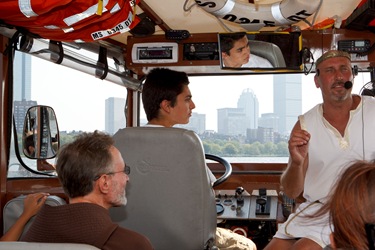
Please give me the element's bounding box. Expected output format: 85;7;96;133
358;81;375;161
97;46;108;80
301;47;314;75
362;95;365;161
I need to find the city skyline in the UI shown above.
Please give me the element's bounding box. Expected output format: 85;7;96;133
179;78;301;137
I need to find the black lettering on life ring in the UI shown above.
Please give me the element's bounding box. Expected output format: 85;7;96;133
295;10;313;17
264;20;276;27
288;15;306;22
223;14;270;25
195;1;216;8
287;10;313;22
238;17;253;24
223;14;237;22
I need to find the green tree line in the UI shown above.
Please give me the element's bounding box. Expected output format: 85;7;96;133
202;139;289;157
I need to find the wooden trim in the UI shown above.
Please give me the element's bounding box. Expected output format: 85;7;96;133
0;35;9;234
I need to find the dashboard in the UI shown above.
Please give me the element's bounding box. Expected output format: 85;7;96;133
215;187;282;248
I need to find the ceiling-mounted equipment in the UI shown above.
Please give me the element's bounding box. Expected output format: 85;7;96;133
165;30;191;40
131;42;178;63
130;12;156;37
337;39;371;53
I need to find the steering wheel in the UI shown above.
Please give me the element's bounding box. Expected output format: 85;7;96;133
205;154;232;187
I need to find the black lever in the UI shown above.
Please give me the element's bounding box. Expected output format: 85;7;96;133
256;188;270;215
235;187;245;207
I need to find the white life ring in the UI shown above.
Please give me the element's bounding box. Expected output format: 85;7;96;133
231;227;248;237
195;0;321;30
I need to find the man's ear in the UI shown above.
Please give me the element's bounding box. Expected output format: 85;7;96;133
160;100;171;113
314;74;320;89
97;175;110;194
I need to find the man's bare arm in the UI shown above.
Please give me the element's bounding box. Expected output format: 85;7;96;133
280;121;310;199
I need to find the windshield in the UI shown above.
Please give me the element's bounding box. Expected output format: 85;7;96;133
140;73;370;163
9;50;372;178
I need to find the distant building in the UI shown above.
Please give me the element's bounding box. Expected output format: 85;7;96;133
258;113;279;133
246;128;258;143
105;97;126;135
177;112;206;134
257;127;275;143
273;74;302;136
13;52;34;133
217;88;259;136
237;88;259;129
217;108;247;136
14;100;38;133
13;51;32;101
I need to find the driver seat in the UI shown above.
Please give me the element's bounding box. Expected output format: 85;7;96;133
249;40;286;67
110;127;217;250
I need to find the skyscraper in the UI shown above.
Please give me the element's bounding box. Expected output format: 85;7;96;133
217;88;259;136
237;88;259;129
105;97;126;135
13;51;32;101
273;74;302;136
13;51;34;133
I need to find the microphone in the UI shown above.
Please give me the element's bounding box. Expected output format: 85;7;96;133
344;81;353;89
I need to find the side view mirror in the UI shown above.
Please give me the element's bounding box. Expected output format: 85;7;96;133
22;105;59;159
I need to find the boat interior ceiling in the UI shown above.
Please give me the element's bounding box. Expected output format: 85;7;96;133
112;0;365;42
1;0;374;76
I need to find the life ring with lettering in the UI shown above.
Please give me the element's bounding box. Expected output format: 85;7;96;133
194;0;321;30
0;0;140;42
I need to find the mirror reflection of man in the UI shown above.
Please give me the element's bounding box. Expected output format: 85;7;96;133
220;32;272;68
23;133;56;171
24;134;35;158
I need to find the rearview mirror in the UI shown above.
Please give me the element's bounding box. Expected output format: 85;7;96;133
218;31;302;71
22;105;59;159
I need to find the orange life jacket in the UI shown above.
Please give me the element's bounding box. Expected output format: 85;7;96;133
0;0;140;42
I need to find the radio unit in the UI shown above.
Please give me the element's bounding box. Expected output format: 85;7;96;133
131;42;178;63
338;39;371;53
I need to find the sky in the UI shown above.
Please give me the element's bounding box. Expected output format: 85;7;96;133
30;55;370;132
30;56;128;132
